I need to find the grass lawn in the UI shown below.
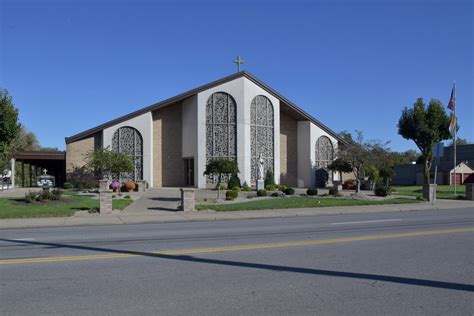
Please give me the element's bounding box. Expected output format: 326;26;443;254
0;195;134;219
196;197;418;212
392;185;465;200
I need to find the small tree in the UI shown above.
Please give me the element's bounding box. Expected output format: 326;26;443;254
264;170;275;187
85;147;134;180
336;131;390;193
328;158;353;183
398;98;451;185
204;159;239;199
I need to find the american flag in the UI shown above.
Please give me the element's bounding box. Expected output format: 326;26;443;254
447;84;455;111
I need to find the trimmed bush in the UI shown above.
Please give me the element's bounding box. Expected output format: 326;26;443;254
271;192;280;197
124;195;131;199
242;182;252;192
278;184;287;192
51;189;63;200
231;186;241;192
226;190;239;201
257;189;268;197
306;188;318;196
328;187;339;196
265;184;277;191
264;170;275;187
284;187;295;195
24;191;36;203
216;184;226;190
374;185;391;197
227;173;241;190
63;182;73;190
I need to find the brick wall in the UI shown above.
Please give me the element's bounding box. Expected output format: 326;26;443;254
279;111;298;187
66;133;100;175
152;103;184;187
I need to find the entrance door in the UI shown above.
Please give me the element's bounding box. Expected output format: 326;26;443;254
184;158;194;187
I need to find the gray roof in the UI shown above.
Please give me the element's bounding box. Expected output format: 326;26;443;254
65;71;344;144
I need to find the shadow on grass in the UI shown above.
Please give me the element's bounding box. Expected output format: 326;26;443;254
1;238;473;293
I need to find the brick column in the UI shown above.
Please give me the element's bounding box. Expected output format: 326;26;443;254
180;188;195;212
99;179;110;191
466;183;474;201
99;189;113;214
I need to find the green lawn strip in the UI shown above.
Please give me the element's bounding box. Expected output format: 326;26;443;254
196;197;418;212
392;185;465;199
0;196;134;219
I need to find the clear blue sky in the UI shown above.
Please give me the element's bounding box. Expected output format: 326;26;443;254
1;0;472;151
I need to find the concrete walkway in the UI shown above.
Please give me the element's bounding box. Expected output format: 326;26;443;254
1;193;472;229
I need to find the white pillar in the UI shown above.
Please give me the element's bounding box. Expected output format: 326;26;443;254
11;158;15;188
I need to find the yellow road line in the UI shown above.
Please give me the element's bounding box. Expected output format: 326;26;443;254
1;227;473;265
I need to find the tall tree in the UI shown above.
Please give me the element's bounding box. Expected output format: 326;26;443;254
449;137;470;146
397;98;450;184
12;126;41;152
0;89;21;169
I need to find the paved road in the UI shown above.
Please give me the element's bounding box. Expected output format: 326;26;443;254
1;208;473;315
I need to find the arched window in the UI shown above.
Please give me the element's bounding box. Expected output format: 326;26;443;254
206;92;237;184
250;95;274;183
112;126;143;181
315;136;334;186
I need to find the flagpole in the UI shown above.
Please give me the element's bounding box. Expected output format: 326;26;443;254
453;81;457;196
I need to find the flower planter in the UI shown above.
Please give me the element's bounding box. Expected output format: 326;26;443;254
125;181;136;192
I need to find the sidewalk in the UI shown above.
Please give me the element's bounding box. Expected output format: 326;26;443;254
1;199;472;230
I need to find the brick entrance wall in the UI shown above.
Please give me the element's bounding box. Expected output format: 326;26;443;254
279;111;298;187
152;103;184;187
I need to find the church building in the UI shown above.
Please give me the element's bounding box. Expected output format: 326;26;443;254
65;71;344;188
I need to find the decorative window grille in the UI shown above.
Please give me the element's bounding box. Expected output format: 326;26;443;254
315;136;334;186
206;92;237;184
250;95;274;184
111;126;143;181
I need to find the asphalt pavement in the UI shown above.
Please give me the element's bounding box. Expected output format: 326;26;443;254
1;208;473;315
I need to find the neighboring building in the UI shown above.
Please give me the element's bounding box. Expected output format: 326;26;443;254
393;144;474;185
65;71;345;188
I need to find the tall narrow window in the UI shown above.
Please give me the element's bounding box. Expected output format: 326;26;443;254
206;92;237;184
250;95;274;183
315;136;334;186
112;126;143;181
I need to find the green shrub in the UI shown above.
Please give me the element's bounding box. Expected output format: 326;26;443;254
278;184;287;192
124;195;131;199
264;170;275;187
257;189;268;197
231;186;241;192
265;184;277;191
63;182;73;190
328;187;339;196
284;187;295;195
24;191;36;203
226;190;239;200
416;196;427;201
242;182;252;191
456;195;465;200
227;173;241;190
271;192;280;197
306;188;318;196
216;183;226;190
38;190;52;201
51;189;63;200
374;185;391;197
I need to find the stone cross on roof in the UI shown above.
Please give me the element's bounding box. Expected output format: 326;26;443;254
233;56;244;72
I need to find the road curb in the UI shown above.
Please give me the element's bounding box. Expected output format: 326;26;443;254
1;201;472;230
